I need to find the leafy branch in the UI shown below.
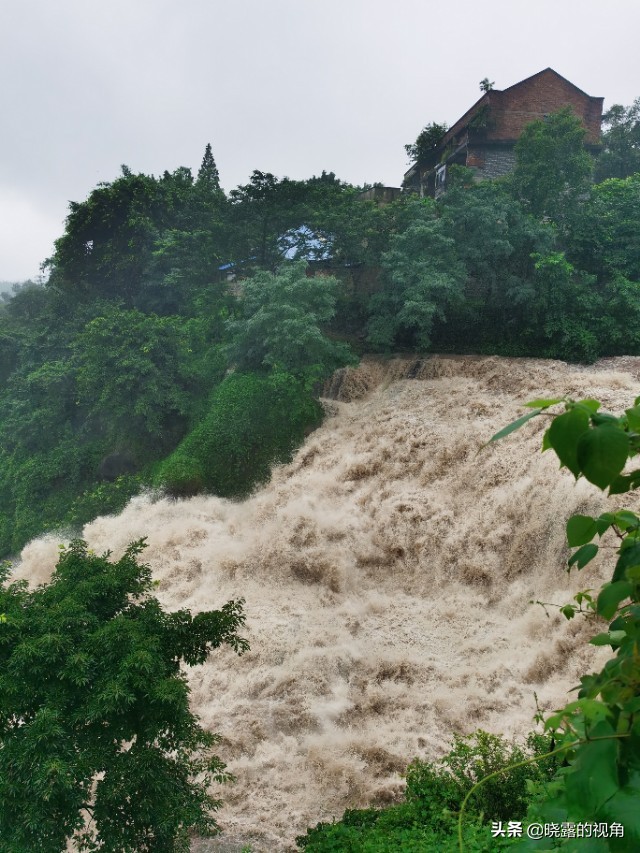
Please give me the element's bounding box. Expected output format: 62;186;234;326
485;396;640;848
532;588;596;620
457;732;631;852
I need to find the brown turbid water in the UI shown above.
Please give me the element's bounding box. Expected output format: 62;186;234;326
15;355;640;851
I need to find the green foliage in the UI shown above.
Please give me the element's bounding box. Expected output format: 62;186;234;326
0;260;240;556
363;168;640;363
297;810;497;852
64;475;144;529
0;357;79;455
73;308;208;454
527;252;604;362
569;174;640;284
595;99;640;182
197;142;222;192
157;370;323;498
511;108;594;225
48;168;167;305
492;398;640;849
226;261;356;378
46;157;230;315
144;225;230;316
435;180;553;353
405;122;449;165
408;731;558;827
368;199;465;351
0;539;248;851
227;170;378;273
297;732;554;852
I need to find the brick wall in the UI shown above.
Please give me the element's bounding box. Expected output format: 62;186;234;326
486;70;603;144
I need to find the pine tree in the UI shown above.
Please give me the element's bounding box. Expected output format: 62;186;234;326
197;143;221;191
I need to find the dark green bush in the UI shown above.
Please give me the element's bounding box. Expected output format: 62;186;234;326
157;371;323;498
406;730;557;828
297;731;558;851
64;475;145;528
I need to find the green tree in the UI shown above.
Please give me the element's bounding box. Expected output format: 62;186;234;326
510;108;594;227
196;142;221;192
226;261;355;379
404;122;449;165
46;165;220;314
73;308;213;457
0;539;248;851
47;168;165;305
145;158;229;317
226;170;386;277
142;224;231;316
437;180;554;353
595;98;640;182
228;171;304;269
569;174;640;283
367;199;465;351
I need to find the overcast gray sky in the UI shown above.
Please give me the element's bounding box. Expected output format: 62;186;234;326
1;0;639;282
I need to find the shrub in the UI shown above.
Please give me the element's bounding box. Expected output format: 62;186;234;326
296;731;555;851
157;371;323;498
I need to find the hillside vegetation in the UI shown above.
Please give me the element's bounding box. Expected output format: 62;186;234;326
1;109;640;558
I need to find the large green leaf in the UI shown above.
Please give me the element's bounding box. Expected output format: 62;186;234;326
612;510;640;531
601;772;640;847
576;425;629;489
625;405;640;432
564;722;619;815
590;630;627;647
596;513;615;534
568;543;599;569
486;409;541;443
524;398;563;409
613;542;640;582
562;700;613;724
575;399;601;414
608;470;640;495
566;515;598;547
597;581;634;620
547;407;590;477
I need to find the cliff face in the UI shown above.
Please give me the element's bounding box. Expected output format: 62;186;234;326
16;355;640;851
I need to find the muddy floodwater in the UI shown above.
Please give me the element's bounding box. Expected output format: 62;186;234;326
16;355;640;851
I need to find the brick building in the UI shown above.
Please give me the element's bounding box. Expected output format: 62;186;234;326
403;68;603;197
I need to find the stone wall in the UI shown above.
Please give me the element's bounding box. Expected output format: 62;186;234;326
467;145;517;180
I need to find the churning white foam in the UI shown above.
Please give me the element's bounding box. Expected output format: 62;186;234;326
15;355;640;851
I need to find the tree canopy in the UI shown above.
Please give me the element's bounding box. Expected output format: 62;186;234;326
510;107;593;224
404;122;449;165
596;98;640;182
0;539;248;851
226;261;355;378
